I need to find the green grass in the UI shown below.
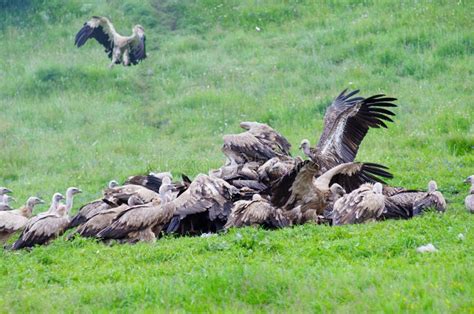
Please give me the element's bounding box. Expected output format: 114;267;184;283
0;0;473;312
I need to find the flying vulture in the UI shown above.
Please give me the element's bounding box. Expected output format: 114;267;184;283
75;16;146;68
465;175;474;213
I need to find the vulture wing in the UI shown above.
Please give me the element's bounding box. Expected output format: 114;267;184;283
68;199;110;228
332;184;385;225
270;158;309;208
243;122;292;155
315;89;397;168
75;205;128;238
12;215;69;250
328;162;393;193
223;133;278;163
0;212;28;234
97;202;173;240
75;16;116;59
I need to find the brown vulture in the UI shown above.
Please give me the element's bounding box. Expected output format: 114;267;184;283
12;193;68;250
330;183;386;225
299;89;397;173
0;197;44;244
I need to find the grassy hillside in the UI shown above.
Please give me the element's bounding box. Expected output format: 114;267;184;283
0;0;473;312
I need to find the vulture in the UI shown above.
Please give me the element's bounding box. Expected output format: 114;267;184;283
465;175;474;213
330;183;386;225
69;180;117;228
382;181;446;219
257;156;303;184
0;197;44;244
75;16;146;68
412;180;447;215
73;195;143;239
12;193;67;250
124;172;169;193
166;174;238;235
60;187;82;213
299;89;397;173
222;122;290;165
272;160;392;215
239;122;292;155
103;183;160;206
97;181;176;243
225;194;288;229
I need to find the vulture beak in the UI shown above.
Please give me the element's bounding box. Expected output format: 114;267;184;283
3;188;12;194
464;178;470;184
38;199;45;204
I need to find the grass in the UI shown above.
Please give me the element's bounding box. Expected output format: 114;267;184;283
0;0;473;312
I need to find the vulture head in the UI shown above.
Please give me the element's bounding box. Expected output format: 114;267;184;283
0;187;12;195
299;139;311;156
108;180;120;189
464;175;474;185
330;183;346;199
27;196;45;208
373;182;383;194
252;194;263;202
67;187;83;198
133;24;145;35
52;193;65;204
428;180;438;193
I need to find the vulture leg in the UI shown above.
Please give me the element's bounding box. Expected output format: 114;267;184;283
123;48;130;66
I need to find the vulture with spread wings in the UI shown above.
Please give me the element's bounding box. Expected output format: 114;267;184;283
299;89;397;172
75;16;147;68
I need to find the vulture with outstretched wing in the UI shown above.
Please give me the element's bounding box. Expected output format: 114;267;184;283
271;160;392;215
75;16;146;68
300;89;397;172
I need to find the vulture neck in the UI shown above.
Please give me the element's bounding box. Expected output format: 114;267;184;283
314;163;349;190
470;183;474;194
303;146;312;157
66;191;75;214
24;199;37;216
48;198;60;214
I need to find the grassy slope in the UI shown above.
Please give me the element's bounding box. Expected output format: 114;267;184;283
0;0;473;312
